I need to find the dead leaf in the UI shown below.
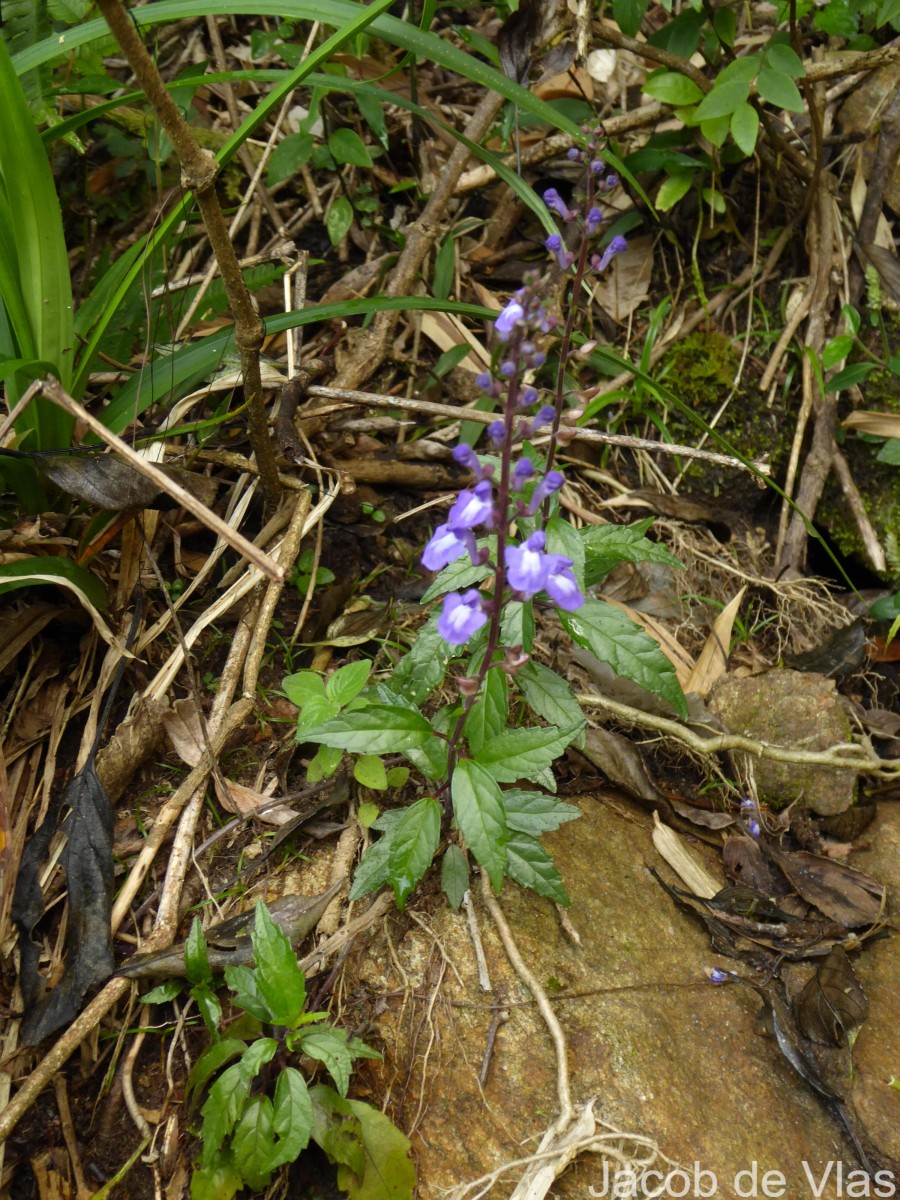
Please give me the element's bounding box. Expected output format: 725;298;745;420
651;811;721;898
214;777;297;826
685;587;746;697
592;234;653;322
580;725;663;804
796;945;868;1046
419;311;490;376
163;700;206;767
767;848;886;928
843;410;900;438
498;0;545;83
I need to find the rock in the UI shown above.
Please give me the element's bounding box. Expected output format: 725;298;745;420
707;670;857;816
352;795;898;1198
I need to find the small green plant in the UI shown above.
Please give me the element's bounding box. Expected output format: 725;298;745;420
288;547;336;597
143;902;414;1200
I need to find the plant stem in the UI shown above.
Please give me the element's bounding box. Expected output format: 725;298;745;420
93;0;281;512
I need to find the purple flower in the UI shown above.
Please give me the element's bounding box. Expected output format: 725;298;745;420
566;147;581;161
475;372;493;391
545;233;571;269
438;590;487;644
500;360;516;378
543;188;571;220
495;299;525;341
597;235;627;272
708;969;730;984
590;159;605;174
544;557;583;610
487;420;505;444
521;386;538;407
529;404;557;433
506;531;549;597
747;819;761;839
452;443;480;473
527;470;565;512
422;524;470;571
512;459;535;485
585;206;602;234
447;480;494;531
740;798;756;812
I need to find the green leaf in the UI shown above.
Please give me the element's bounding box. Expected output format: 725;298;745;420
876;439;900;465
307;743;342;783
185;918;212;986
545;516;586;592
283;670;326;706
822;335;854;370
499;599;535;655
712;6;736;46
841;304;861;337
326;195;354;245
200;1062;251;1159
700;113;732;148
349;834;393;900
239;1037;279;1082
300;705;434;754
391;616;451;705
763;42;804;78
267;131;313;184
251;903;307;1027
329;126;374;166
516;663;585;749
269;1068;313;1167
581;522;681;587
231;1095;277;1190
192;984;223;1040
503;790;581;835
464;667;509;756
326;660;371;706
730;103;759;156
505;833;569;904
440;845;469;910
223;964;271;1023
187;1040;247;1112
472;724;580;786
825;362;876;392
140;980;183;1004
387;797;441;907
612;0;647;37
451;760;508;891
354;755;388;790
694;79;751;121
716;55;762;85
309;1084;366;1176
302;1026;354;1097
755;67;804;112
337;1100;417;1200
190;1149;242;1200
0;554;108;609
296;694;341;732
433;232;456;302
421;547;492;602
560;599;687;717
386;766;409;788
655;171;693;212
643;70;704;106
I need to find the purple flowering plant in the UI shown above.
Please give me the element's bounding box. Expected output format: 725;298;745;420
287;132;686;911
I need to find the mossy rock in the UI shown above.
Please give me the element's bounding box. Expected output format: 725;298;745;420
707;669;856;816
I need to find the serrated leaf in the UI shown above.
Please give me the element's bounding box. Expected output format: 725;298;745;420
472;724;580;786
387;797;441;907
269;1068;313;1167
694;78;750;121
505;833;568;904
326;660;371;707
231;1095;277;1190
355;755;388;790
464;667;509;755
338;1099;417;1200
392;617;451;705
440;845;469;910
223;964;270;1023
755;67;804;112
187;1039;247;1112
730;103;759;156
310;1084;366;1176
560;600;687;717
301;706;434;754
283;670;326;707
516;663;585;749
190;1148;242;1200
185;918;212;986
192;984;223;1040
451;760;508;891
200;1062;251;1158
545;516;585;592
499;599;534;654
326;195;354;246
349;834;393;901
302;1026;354;1096
252;903;306;1027
643;70;704;106
296;694;341;732
655;171;694;212
140;979;183;1004
503;789;581;835
239;1037;279;1082
329;127;374;166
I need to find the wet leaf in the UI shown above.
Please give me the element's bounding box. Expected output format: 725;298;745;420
796;946;868;1046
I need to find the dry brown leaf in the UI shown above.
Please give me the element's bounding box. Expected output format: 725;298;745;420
162;699;205;767
651;812;721;898
592;234;653;322
214;777;296;826
419;311;490;376
600;593;695;687
685;587;747;697
842;410;900;438
533;66;594;102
